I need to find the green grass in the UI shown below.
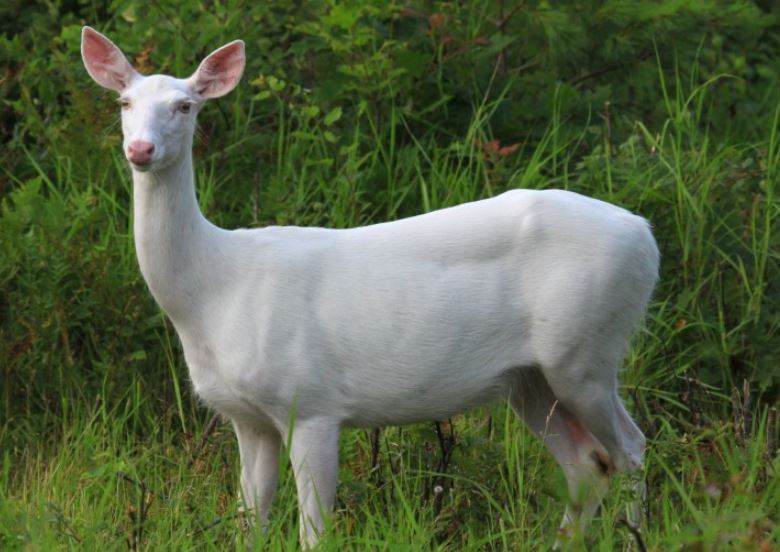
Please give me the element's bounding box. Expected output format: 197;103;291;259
2;397;778;549
2;15;779;550
4;112;779;552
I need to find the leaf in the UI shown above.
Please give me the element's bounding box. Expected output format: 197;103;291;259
267;76;286;92
323;5;361;30
498;143;520;157
301;105;321;118
291;130;318;141
304;158;334;167
323;107;342;126
128;350;147;361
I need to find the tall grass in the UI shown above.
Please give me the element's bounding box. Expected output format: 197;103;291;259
2;29;778;552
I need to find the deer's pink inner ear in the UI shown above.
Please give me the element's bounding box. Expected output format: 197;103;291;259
192;41;245;99
82;28;136;91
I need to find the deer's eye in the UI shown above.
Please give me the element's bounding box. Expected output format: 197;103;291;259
178;102;192;114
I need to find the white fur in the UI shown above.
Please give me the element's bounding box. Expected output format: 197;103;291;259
82;26;659;548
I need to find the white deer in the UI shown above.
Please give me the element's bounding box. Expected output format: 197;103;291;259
81;26;658;548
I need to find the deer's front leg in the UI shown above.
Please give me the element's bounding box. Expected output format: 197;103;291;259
233;421;282;528
287;418;340;549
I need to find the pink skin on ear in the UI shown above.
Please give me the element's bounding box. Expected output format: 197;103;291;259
190;41;245;99
81;27;137;91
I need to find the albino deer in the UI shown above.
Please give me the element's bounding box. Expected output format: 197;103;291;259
81;26;658;548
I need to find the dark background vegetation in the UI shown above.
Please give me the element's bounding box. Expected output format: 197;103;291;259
1;1;779;548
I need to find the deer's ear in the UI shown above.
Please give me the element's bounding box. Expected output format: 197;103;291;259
188;40;245;100
81;26;139;92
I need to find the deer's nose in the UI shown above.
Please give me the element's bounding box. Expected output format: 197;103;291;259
127;140;155;165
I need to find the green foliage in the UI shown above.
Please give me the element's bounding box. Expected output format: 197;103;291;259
1;0;779;549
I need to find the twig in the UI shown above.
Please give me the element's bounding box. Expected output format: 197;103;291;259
491;0;524;75
568;65;622;87
760;405;778;486
188;413;221;467
767;406;778;461
617;517;648;552
424;420;457;508
505;57;541;76
567;49;654;87
434;419;456;475
491;0;524;28
682;372;703;429
742;378;752;440
731;379;752;447
192;512;244;536
117;471;152;551
601;101;612;158
369;427;382;485
45;502;83;544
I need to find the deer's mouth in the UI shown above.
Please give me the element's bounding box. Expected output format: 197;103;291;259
127;158;156;172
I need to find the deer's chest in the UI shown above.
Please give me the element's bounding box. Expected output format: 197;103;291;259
179;333;278;427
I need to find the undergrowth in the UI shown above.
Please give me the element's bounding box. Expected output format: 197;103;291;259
1;1;779;549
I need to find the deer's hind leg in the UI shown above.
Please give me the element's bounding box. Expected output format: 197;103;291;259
537;349;647;543
509;368;613;547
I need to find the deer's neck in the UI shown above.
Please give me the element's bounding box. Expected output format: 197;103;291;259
132;148;221;325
